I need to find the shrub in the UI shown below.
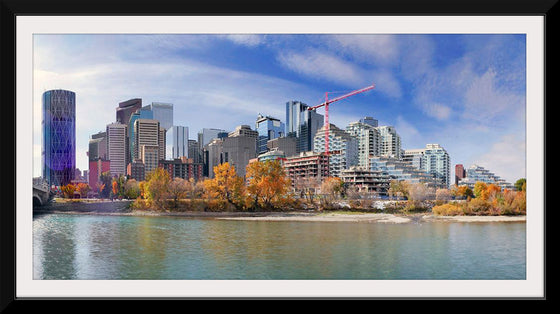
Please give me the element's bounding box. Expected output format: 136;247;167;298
432;203;463;216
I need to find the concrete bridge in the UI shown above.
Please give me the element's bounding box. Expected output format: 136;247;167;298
33;177;52;207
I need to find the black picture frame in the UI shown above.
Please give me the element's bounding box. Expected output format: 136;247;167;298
1;0;553;308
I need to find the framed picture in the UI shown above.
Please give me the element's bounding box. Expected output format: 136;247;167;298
3;0;551;305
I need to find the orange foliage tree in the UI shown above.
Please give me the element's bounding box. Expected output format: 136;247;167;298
60;184;76;198
245;160;292;210
76;183;90;198
203;162;246;210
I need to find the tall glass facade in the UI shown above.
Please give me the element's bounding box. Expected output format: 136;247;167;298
166;126;189;159
128;107;153;163
256;114;285;154
285;100;323;153
42;89;76;187
147;102;173;130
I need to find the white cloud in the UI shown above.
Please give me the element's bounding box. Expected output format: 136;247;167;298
421;103;451;120
473;134;526;183
219;34;265;47
330;34;399;67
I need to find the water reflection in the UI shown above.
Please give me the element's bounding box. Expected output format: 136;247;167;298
33;214;526;280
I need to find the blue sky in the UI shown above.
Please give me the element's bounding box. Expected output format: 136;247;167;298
33;34;526;183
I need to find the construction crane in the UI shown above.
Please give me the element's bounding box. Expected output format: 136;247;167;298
308;83;375;155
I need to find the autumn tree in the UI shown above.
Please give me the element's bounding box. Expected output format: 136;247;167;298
167;177;189;209
451;184;473;199
61;184;76;199
436;188;453;201
514;178;527;192
144;167;171;210
407;183;432;201
124;179;141;199
473;181;488;199
203;162;246;210
320;177;345;208
76;183;90;198
388;180;409;200
245;160;292;210
97;171;113;199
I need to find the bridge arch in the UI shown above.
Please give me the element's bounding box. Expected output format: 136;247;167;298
33;195;43;207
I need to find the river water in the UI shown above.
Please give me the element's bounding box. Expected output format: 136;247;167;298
33;213;526;280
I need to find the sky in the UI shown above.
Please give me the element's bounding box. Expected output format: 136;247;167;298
33;34;527;184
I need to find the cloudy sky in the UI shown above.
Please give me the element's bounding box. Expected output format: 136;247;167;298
33;33;526;183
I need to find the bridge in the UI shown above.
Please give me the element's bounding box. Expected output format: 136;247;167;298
33;177;52;207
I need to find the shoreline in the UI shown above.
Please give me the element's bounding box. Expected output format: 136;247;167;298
33;208;526;223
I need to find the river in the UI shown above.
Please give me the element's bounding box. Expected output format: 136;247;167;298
33;213;526;280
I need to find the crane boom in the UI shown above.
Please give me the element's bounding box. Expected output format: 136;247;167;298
308;83;375;156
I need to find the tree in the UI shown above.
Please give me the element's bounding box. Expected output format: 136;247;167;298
514;178;526;192
144;167;171;210
245;160;292;210
388;180;409;200
61;184;76;199
407;183;432;201
203;162;246;210
436;188;453;201
473;181;488;199
451;184;473;199
98;171;112;199
124;179;141;199
76;183;90;198
167;177;189;209
320;177;345;207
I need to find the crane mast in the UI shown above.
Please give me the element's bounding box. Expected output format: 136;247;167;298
308;83;375;155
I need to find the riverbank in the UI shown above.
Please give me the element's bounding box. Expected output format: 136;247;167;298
33;207;526;223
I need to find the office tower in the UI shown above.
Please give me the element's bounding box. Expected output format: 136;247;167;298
222;127;258;178
204;138;224;178
88;131;107;161
423;144;450;189
198;128;228;150
146;102;173;130
285;100;324;153
455;164;466;185
188;140;202;163
267;137;297;158
313;123;359;177
159;127;166;161
116;98;142;125
106;122;128;176
166;126;189;160
346;121;380;169
376;126;402;158
255;114;285;154
140;145;159;175
133;119;160;161
359;116;378;127
128;106;153;164
42;89;76;187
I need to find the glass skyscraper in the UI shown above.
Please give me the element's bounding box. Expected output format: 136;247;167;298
285;100;324;153
42;89;76;187
255;114;285;154
146;102;173;130
166;126;189;159
128;107;154;163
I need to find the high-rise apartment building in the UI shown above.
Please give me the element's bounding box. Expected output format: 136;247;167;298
402;149;426;171
106;122;128;177
345;120;380;169
285;100;324;153
376;126;402;158
423;144;450;189
116;98;142;125
188;140;202;164
42;89;76;187
255;114;285;154
313;123;359;177
145;102;174;130
166;126;189;160
458;164;514;190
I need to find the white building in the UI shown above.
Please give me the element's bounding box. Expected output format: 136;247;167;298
375;126;401;158
346;120;380;169
402;144;450;189
458;164;514;190
313;123;359;177
106;122;128;176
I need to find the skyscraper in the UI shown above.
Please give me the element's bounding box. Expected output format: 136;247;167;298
42;89;76;187
133;119;160;162
146;102;173;130
166;126;189;160
423;144;450;189
285;100;324;153
376;126;402;158
128;106;153;164
198;128;228;151
106;122;128;177
116;98;142;125
255;114;285;154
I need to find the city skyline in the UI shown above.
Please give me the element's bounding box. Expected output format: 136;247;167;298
33;34;526;183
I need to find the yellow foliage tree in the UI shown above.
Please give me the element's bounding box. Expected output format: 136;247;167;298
245;160;291;210
61;184;76;199
144;167;171;210
203;162;246;210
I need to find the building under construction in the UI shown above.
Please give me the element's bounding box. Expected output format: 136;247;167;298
282;151;329;190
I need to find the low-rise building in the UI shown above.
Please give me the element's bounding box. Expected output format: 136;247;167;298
159;156;203;182
458;164;514;190
340;167;391;196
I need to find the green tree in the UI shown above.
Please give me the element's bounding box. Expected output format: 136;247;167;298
514;178;526;192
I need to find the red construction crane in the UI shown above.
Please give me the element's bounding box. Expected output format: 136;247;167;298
308;83;375;155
